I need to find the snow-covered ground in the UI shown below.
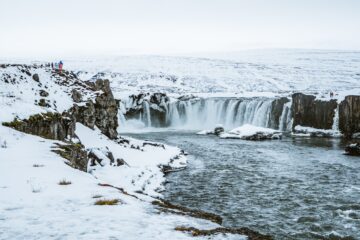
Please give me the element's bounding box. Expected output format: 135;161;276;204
0;65;96;122
61;49;360;99
0;125;241;240
1;49;359;238
0;65;246;239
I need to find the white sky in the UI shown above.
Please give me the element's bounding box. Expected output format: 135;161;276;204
0;0;359;57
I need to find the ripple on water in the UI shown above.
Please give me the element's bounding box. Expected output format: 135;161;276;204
126;132;360;240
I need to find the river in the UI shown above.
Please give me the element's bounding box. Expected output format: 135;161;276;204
125;131;360;239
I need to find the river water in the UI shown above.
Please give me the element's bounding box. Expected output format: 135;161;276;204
125;131;360;239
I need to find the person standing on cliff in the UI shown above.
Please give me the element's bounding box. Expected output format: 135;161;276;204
59;61;63;73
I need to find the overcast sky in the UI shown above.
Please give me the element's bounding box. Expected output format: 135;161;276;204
0;0;359;57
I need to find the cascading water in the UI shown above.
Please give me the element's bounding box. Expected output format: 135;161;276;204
143;101;152;127
279;101;293;131
165;98;275;130
332;105;340;131
119;97;293;131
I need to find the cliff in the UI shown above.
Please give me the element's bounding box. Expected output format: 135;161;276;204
291;93;337;130
339;95;360;138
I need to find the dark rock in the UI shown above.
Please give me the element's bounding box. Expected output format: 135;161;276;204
242;132;281;141
152;200;223;224
32;73;40;82
339;95;360;138
125;93;170;127
116;158;126;166
292;93;337;130
39;90;49;97
71;101;96;129
106;151;115;164
71;89;82;103
143;141;165;149
92;79;118;139
174;226;273;240
178;95;197;101
345;143;360;156
52;143;88;171
88;150;104;166
269;97;290;129
214;126;224;136
72;79;118;139
2;112;76;140
38;98;50;108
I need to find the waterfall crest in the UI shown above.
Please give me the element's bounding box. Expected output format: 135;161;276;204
119;97;292;131
166;98;275;130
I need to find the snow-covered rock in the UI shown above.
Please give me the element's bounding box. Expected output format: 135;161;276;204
345;143;360;156
293;125;342;138
220;124;282;140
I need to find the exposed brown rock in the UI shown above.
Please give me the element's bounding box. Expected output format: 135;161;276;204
2;112;75;140
292;93;337;130
339;95;360;138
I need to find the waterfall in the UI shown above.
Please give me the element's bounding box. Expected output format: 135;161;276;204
165;98;274;130
118;102;127;127
119;96;295;131
332;105;339;131
143;101;152;127
279;101;292;131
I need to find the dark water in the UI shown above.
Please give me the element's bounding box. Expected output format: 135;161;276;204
126;131;360;239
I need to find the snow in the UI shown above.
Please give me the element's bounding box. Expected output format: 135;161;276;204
0;65;95;123
196;129;215;135
61;50;360;99
0;125;243;240
220;124;280;139
1;49;359;238
293;125;342;138
75;123;186;197
0;64;246;239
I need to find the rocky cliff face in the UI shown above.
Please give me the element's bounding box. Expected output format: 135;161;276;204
3;77;118;141
269;97;289;129
291;93;337;130
124;93;169;127
339;95;360;138
71;79;118;139
2;112;76;140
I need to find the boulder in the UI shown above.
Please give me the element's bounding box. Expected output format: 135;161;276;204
220;124;282;141
71;89;82;103
291;93;337;130
339;95;360;138
39;89;49;97
52;143;88;171
214;125;225;136
344;143;360;156
38;98;51;108
32;73;40;82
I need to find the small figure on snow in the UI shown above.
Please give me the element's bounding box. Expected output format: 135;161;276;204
59;61;63;73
